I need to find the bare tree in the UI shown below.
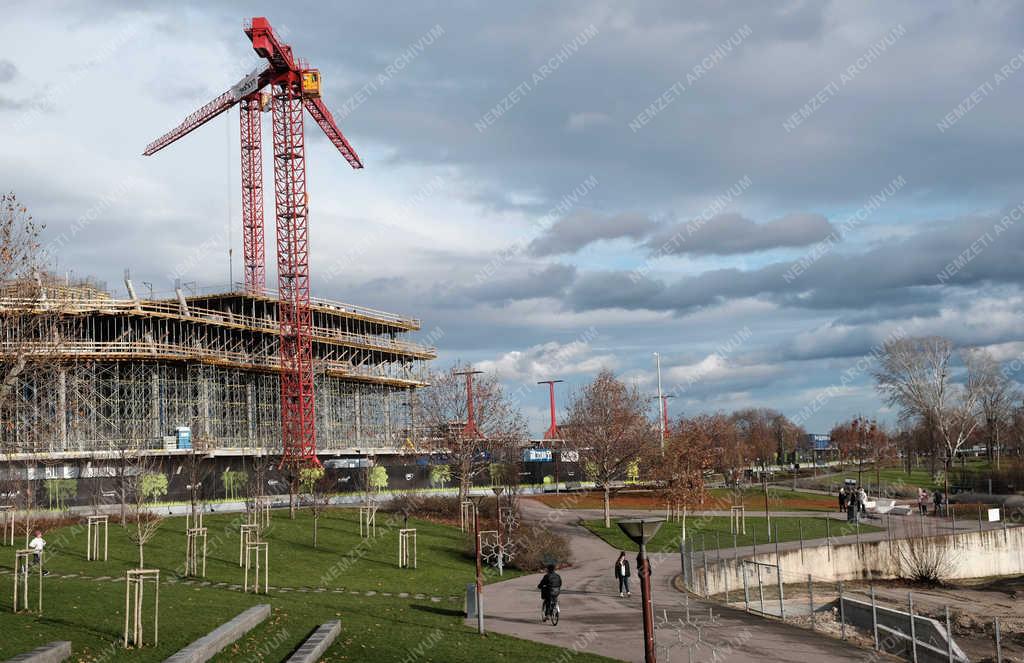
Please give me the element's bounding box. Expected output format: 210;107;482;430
419;363;528;502
964;348;1020;469
563;369;658;527
0;193;46;411
124;455;166;567
873;336;982;499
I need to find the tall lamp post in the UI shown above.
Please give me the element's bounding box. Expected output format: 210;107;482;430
653;353;665;454
618;518;664;663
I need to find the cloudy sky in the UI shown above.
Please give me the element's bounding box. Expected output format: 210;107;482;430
4;1;1024;436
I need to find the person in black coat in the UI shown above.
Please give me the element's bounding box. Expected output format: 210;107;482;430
538;564;563;619
614;551;631;597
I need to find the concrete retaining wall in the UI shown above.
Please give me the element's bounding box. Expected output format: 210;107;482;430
285;621;341;663
163;604;270;663
696;525;1024;597
3;642;71;663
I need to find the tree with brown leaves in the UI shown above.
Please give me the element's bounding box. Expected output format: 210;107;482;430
562;369;658;527
655;415;714;511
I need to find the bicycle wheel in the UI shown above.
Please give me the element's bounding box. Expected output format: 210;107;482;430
550;603;559;626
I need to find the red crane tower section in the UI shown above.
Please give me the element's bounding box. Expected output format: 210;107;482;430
143;17;363;468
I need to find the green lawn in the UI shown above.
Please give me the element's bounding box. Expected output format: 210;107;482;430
0;508;615;662
582;515;882;555
29;508;516;596
705;487;834;511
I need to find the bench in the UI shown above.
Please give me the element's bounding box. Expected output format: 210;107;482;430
163;604;270;663
3;641;71;663
285;621;341;663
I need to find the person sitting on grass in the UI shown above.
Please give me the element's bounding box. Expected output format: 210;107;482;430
28;529;49;576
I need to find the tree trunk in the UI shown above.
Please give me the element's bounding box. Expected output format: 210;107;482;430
603;485;611;528
138;541;144;568
313;514;319;549
944;455;951;519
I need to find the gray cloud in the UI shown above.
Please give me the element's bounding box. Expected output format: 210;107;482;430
566;205;1024;315
529;210;657;256
0;60;16;83
646;212;836;256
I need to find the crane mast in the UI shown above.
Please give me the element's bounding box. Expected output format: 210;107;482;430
142;17;363;468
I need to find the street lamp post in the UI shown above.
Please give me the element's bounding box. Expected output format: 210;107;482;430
618;518;665;663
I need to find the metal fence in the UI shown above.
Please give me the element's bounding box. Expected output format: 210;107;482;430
678;511;1015;662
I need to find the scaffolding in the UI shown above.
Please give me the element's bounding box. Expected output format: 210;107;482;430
0;278;435;458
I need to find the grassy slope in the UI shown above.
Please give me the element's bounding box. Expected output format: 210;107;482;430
582;515;882;554
0;509;617;662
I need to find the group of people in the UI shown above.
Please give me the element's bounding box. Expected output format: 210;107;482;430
917;487;946;516
838;485;868;522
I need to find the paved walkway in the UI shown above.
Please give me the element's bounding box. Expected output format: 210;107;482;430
475;501;893;662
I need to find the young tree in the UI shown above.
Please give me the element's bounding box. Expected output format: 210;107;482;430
301;466;329;548
563;369;658;527
419;363;528;502
873;336;982;500
125;459;166;567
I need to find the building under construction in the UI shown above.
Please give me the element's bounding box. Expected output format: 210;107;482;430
0;274;436;467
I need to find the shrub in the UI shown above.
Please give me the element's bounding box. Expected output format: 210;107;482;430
369;465;388;492
139;473;168;502
429;464;451;488
383;494;500;523
506;521;572;572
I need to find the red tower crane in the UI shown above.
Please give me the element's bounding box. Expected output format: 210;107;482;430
143;17;363;468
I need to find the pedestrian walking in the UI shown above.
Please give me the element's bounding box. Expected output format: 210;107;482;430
614;551;631;597
932;489;944;517
917;488;928;515
28;529;49;576
858;486;868;515
838;487;847;513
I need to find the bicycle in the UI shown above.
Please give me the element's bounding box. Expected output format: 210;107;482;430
542;594;560;626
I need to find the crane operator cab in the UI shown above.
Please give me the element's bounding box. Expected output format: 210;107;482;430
301;69;322;98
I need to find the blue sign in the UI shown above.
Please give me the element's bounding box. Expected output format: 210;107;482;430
523;448;553;462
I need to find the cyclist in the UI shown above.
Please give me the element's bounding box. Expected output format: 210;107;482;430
538;563;562;622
